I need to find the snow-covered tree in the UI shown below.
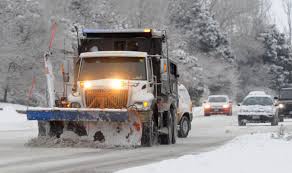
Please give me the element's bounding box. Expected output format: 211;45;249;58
261;25;292;89
170;0;235;61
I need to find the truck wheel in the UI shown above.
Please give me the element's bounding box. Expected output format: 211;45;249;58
171;109;177;144
38;121;49;137
142;114;158;147
178;116;190;138
160;111;173;145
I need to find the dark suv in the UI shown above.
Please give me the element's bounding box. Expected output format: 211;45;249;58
275;87;292;122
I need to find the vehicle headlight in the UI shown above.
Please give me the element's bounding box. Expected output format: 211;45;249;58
223;104;230;108
84;81;92;89
70;102;81;108
279;104;285;109
111;79;122;90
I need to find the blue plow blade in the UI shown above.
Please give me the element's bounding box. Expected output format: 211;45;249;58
26;109;129;122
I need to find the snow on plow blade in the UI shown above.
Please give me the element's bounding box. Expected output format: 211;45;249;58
26;108;142;147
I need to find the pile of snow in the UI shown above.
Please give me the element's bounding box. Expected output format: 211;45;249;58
0;103;37;131
116;133;292;173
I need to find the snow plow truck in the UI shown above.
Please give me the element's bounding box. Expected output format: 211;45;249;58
26;29;180;147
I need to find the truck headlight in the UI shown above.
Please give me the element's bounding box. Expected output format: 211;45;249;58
111;79;122;90
279;104;285;109
84;81;92;89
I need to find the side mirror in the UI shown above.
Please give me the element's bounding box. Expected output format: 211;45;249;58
237;103;241;106
175;74;180;78
203;101;207;104
62;60;70;83
160;59;170;94
274;96;279;100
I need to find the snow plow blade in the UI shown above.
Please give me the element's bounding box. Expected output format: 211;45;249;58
27;108;129;122
26;108;143;147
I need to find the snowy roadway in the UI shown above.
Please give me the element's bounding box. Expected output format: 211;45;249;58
1;104;292;173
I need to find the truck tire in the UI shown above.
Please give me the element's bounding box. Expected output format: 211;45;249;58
171;109;177;144
178;116;190;138
141;114;158;147
38;121;48;137
142;122;153;147
160;111;173;145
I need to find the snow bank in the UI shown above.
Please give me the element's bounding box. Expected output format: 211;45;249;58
116;134;292;173
0;103;37;131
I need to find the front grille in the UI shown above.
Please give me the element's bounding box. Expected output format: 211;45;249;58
85;89;128;109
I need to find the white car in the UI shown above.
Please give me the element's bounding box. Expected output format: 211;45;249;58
238;93;278;126
177;84;193;138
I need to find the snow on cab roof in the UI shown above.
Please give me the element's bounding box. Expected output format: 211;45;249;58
80;51;147;58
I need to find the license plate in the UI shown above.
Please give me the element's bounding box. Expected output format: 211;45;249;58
252;115;260;119
214;109;219;112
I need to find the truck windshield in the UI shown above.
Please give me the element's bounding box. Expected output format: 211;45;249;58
79;57;146;80
242;97;273;106
279;89;292;100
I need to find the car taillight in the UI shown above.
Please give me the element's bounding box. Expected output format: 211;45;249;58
223;104;230;108
204;104;211;109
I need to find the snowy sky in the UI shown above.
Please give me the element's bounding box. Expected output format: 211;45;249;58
270;0;287;32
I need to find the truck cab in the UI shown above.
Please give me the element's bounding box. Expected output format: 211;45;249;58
65;29;179;146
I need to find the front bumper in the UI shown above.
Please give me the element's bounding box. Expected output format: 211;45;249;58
238;114;274;123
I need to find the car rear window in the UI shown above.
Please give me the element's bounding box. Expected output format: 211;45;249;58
208;97;227;103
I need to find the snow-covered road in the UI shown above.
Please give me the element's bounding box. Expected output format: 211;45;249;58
1;104;292;173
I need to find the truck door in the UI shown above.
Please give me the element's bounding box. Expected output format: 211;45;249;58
169;62;179;106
